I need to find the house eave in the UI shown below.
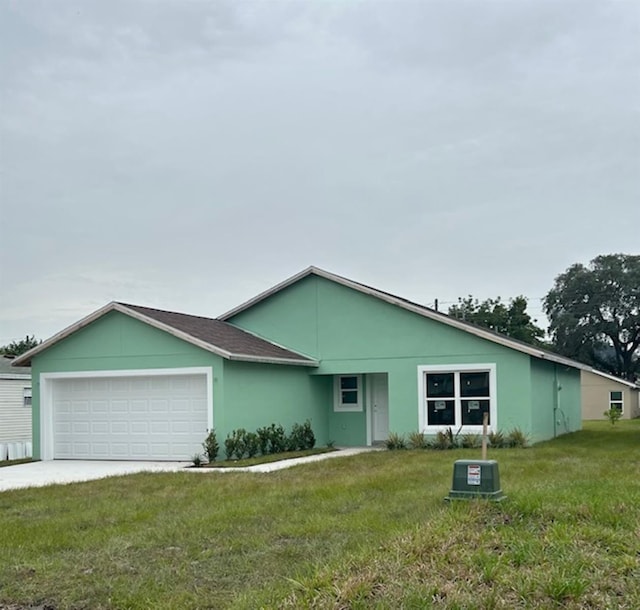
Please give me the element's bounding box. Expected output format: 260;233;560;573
220;266;591;373
11;302;316;368
0;373;31;380
227;354;319;367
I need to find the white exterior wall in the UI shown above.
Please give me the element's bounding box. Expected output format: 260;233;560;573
0;377;32;443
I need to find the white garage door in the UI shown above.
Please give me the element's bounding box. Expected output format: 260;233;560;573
52;374;208;460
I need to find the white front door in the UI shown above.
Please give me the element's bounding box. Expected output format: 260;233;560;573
370;373;389;442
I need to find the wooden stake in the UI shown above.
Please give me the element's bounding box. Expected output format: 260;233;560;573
482;411;488;461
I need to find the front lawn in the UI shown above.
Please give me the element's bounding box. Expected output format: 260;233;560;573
1;420;639;609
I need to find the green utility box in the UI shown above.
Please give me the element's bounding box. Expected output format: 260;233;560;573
446;459;506;501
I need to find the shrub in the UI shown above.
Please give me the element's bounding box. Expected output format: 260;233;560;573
488;430;506;448
301;420;316;450
430;427;455;450
604;407;623;425
407;431;427;449
267;424;287;454
202;430;219;462
245;432;259;458
256;426;271;455
225;429;249;460
233;428;248;459
461;433;481;449
386;432;407;450
287;423;305;451
191;453;203;467
506;427;529;448
224;434;236;460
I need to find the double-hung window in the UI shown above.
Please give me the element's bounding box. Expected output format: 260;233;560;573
609;390;623;414
418;364;496;432
334;375;362;412
23;387;32;408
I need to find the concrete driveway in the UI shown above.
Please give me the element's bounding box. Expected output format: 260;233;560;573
0;448;378;492
0;460;189;492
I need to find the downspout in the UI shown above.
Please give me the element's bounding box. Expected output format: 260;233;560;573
553;364;558;438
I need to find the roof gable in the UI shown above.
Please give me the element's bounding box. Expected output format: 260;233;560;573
0;355;31;379
12;302;317;368
220;266;591;371
583;368;640;389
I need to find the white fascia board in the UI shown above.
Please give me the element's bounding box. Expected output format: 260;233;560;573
119;306;317;366
12;301;235;366
227;354;319;367
586;368;640;389
220;266;590;372
218;266;317;320
12;302;120;367
0;373;31;380
113;304;234;360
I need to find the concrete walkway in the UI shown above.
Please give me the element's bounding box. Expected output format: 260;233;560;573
0;448;379;492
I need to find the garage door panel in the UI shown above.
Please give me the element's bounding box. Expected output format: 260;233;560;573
72;422;90;434
52;373;208;460
91;401;109;414
150;399;169;413
91;422;109;434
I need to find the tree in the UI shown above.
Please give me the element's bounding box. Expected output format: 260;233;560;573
0;335;41;357
543;254;640;382
448;295;545;346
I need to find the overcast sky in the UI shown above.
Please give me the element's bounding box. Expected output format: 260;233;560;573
1;0;638;345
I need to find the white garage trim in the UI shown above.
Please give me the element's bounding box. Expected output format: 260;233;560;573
40;367;213;461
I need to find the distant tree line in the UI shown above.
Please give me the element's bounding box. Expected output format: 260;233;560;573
0;335;41;357
449;253;639;383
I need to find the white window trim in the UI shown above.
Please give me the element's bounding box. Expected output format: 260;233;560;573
417;364;497;434
39;367;214;461
333;374;363;412
609;390;624;414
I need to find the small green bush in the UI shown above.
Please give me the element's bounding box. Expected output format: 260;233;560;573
506;427;529;448
256;426;270;455
461;433;481;449
267;424;287;454
191;453;203;467
386;432;407;450
225;429;249;460
202;430;219;462
224;434;236;460
301;419;316;450
604;407;622;425
407;431;427;449
430;427;455;450
287;423;304;451
488;430;506;448
245;432;259;458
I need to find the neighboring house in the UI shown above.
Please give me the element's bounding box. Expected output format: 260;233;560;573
0;355;32;459
581;369;640;420
14;267;589;462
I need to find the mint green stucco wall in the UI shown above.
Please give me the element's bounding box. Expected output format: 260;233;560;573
30;312;211;458
30;311;330;459
530;359;582;442
228;276;557;442
220;360;330;445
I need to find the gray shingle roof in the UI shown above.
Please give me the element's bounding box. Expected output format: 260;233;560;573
1;355;31;377
119;303;315;364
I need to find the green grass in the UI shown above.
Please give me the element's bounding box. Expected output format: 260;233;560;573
202;446;336;468
0;457;33;468
1;420;639;609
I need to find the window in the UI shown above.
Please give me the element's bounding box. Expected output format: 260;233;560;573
334;375;362;412
23;387;32;408
418;364;496;432
610;390;623;413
